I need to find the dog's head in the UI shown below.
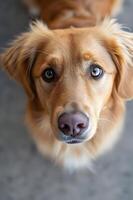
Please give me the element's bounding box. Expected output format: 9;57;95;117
1;20;133;145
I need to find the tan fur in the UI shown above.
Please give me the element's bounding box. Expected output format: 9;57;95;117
1;1;133;170
24;0;122;28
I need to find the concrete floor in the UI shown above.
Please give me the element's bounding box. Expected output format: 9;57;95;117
0;1;133;200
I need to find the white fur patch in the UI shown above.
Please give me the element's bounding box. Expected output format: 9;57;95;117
63;154;92;172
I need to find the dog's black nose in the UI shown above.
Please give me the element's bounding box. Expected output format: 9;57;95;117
58;112;89;137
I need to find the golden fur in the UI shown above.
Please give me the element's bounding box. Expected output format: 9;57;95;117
23;0;122;28
1;0;133;170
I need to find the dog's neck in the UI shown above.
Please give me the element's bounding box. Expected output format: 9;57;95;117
38;0;96;29
32;0;119;29
47;10;96;29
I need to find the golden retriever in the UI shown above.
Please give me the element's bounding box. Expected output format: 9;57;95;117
1;0;133;170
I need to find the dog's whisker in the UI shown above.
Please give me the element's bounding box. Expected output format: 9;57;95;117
97;117;114;125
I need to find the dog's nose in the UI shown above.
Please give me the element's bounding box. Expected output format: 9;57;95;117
58;112;89;137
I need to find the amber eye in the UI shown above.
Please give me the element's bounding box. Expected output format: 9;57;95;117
89;64;104;80
42;68;56;83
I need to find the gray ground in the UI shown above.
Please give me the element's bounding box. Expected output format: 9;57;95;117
0;0;133;200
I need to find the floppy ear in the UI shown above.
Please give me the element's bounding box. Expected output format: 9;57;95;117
1;34;37;99
101;19;133;100
0;21;50;99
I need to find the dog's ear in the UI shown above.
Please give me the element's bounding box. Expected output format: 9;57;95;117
1;33;36;99
1;21;50;99
101;19;133;100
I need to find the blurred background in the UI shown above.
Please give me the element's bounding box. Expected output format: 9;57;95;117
0;1;133;200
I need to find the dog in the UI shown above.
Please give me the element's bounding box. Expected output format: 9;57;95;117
1;0;133;170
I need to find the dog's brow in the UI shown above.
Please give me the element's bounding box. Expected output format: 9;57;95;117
42;56;63;71
48;57;62;65
39;56;63;74
83;52;96;61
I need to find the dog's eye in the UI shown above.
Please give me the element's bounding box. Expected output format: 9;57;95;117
42;68;56;82
89;64;104;80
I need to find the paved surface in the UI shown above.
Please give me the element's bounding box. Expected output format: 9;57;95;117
0;1;133;200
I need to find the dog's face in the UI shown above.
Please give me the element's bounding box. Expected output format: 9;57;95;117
1;20;133;145
32;29;116;144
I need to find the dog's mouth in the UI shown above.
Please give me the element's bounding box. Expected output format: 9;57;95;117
57;131;89;144
65;138;83;144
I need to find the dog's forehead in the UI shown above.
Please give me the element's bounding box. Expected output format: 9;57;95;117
49;28;107;57
52;28;94;48
43;28;97;61
33;28;116;77
43;29;116;72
